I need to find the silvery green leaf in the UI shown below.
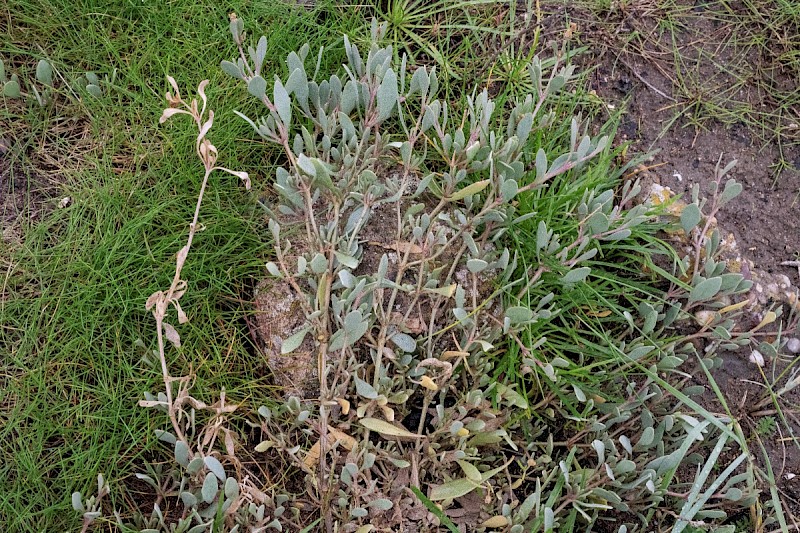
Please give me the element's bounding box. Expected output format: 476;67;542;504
345;206;365;234
344;310;364;331
187;457;204;475
721;178;742;203
516;112;533;142
256;36;267;70
296;256;307;276
85;72;99;85
638;427;655;447
201;472;218;504
543;507;554;531
3;80;21;98
377;254;388;280
429;477;481;501
500;178;518;202
338;269;354;288
548;74;566;93
225;477;240;500
296;153;316;177
221;60;243;80
266;261;282;278
71;492;84;512
627;345;654;360
723;487;743;501
334;251;359;269
505;306;533;324
330;312;368;351
535;149;547;182
350;507;368;518
602;229;631;241
615;459;636;474
591;487;623;505
247;75;267;99
657;355;683;369
367;498;393;511
180;491;198;507
422;105;436;132
573;384;586;402
341;80;357;115
536;220;548;250
587;211;610;234
174;440;190;468
204;456;226;481
409;67;429;97
640;302;657;334
286;68;308;110
680;203;702;233
310;252;327;274
376;68;398;121
86;84;102;98
562;267;591;284
354;375;378;399
499;384;528;408
592;440;606;463
274;78;291;126
281;328;309;354
391;332;416;352
155;429;176;444
229;16;243;41
572;247;598;265
466;258;488;273
36;59;53;86
688;277;722;303
619;435;632;453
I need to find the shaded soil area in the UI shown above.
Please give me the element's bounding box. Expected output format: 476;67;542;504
544;0;799;278
1;105;92;249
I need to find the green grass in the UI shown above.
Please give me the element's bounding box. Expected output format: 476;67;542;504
0;0;364;529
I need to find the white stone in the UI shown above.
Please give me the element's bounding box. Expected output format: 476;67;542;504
749;350;765;367
786;338;800;354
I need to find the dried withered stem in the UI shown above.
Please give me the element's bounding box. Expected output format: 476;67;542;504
142;76;250;446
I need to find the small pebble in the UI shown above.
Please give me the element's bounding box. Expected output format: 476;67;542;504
694;310;716;327
786;338;800;354
749;350;765;367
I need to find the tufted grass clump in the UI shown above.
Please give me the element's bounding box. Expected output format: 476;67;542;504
75;17;769;533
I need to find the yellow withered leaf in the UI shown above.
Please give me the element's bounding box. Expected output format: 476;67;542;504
753;311;776;332
359;417;423;439
481;516;510;528
419;375;438;391
448;179;489;202
303;427;357;468
719;299;749;314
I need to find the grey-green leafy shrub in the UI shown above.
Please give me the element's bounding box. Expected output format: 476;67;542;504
0;56;111;105
218;19;757;531
86;18;760;533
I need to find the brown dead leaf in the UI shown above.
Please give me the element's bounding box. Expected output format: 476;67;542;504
369;241;423;255
303;426;357;468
